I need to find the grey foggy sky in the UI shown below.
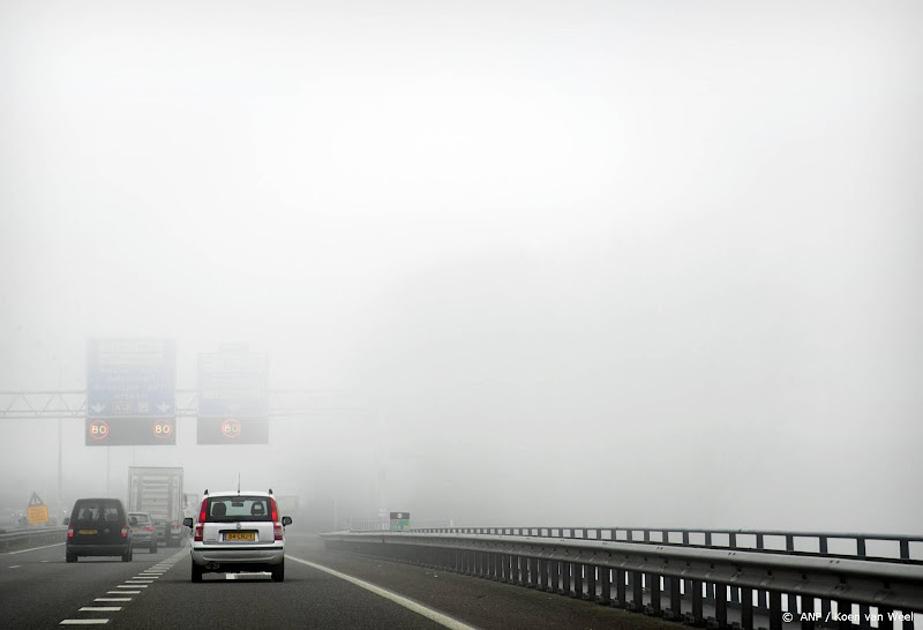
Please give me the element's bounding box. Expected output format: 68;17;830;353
1;1;921;531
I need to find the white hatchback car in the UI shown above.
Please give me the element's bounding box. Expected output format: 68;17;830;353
183;490;292;582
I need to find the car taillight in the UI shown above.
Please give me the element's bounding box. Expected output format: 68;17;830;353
274;522;283;541
67;528;75;540
199;499;208;523
120;527;129;539
270;498;279;523
194;523;203;542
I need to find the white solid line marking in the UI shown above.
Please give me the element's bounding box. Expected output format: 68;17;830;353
95;598;131;602
9;565;21;569
108;591;139;594
9;542;65;555
59;620;109;625
285;555;476;630
79;607;122;612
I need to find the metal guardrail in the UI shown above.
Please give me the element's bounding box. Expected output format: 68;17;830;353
322;531;923;630
0;527;66;552
396;526;923;565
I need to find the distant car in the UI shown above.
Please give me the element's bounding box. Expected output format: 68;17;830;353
128;512;158;553
151;517;169;544
65;498;132;563
183;490;292;582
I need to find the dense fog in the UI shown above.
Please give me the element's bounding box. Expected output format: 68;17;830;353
1;1;921;534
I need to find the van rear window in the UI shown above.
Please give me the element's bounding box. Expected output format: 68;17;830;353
74;501;122;523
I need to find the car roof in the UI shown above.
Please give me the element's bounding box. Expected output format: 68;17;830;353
206;491;272;498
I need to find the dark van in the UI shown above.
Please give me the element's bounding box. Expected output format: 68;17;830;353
65;498;132;562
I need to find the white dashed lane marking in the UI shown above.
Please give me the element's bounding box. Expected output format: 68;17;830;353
57;550;185;626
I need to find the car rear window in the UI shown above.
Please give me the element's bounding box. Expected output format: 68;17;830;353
73;500;123;523
206;496;272;522
130;514;150;524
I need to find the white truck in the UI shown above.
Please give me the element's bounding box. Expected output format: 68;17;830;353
127;466;184;547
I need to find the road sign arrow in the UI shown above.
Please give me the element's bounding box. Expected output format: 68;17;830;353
157;402;172;413
90;403;105;414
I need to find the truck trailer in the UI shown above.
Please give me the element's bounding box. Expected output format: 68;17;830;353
127;466;184;547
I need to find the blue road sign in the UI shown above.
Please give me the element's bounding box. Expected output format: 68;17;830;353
87;339;176;418
197;348;269;418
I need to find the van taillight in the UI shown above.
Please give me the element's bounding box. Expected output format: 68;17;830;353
274;522;283;541
67;528;75;540
194;523;203;542
120;527;129;539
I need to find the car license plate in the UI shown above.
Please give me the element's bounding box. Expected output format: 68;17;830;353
225;531;256;542
78;529;97;535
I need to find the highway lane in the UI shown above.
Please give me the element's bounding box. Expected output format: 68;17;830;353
109;533;679;629
0;541;182;628
2;533;684;629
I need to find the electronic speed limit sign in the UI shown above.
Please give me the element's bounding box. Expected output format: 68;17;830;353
85;417;176;445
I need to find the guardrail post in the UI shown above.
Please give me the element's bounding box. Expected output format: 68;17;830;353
572;562;583;598
668;575;681;620
631;571;643;611
598;565;611;605
798;595;812;628
562;561;573;596
837;601;851;630
741;587;753;630
615;568;627;607
768;590;782;630
550;558;560;594
691;579;704;624
648;573;661;616
715;583;728;628
586;564;597;601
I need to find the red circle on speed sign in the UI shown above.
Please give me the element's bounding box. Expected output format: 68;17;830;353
89;419;110;441
221;418;241;439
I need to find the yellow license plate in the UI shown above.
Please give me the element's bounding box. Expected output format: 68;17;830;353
78;529;97;535
225;531;256;542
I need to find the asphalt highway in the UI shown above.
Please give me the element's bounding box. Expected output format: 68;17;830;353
1;533;683;629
